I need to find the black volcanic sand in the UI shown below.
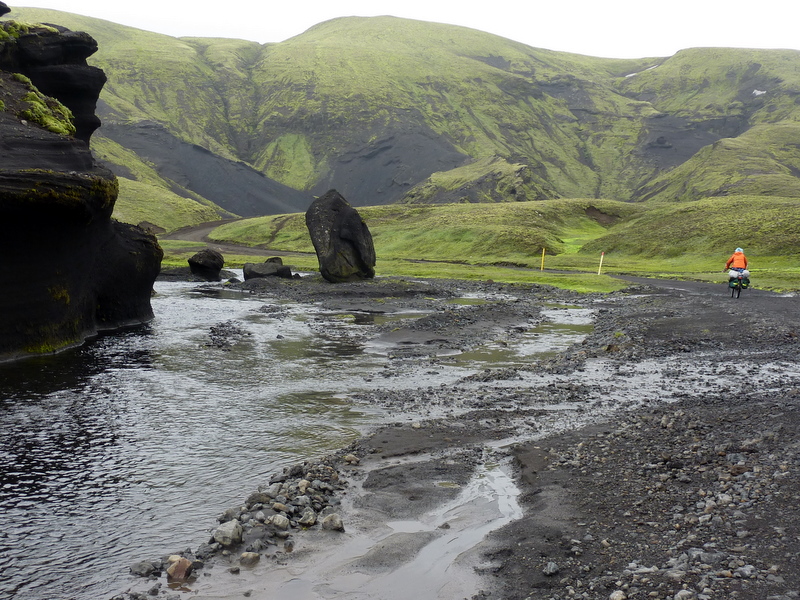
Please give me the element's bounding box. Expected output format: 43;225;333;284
123;274;800;600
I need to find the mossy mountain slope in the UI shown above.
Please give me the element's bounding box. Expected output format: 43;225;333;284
8;9;800;228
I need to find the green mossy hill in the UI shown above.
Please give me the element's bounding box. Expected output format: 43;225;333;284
91;135;235;231
636;123;800;201
209;199;643;261
580;195;800;258
8;9;800;230
12;9;800;248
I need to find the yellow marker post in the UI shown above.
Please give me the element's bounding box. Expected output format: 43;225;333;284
540;247;546;271
597;251;605;275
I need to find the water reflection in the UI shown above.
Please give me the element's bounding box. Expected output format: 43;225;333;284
443;307;594;368
0;284;594;600
0;281;379;600
0;327;154;400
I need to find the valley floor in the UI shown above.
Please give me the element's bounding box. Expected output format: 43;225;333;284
119;274;800;600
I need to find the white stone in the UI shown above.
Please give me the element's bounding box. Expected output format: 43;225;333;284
213;520;243;546
271;514;291;530
321;513;345;531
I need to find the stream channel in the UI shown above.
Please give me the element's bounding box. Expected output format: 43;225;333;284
0;278;595;600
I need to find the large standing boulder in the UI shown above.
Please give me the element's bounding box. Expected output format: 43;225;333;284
305;190;376;283
0;18;162;361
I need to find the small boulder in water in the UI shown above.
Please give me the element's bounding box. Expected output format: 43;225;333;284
188;248;224;281
130;560;159;577
166;556;193;581
243;261;293;280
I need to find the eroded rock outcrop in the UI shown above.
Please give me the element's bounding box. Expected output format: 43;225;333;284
305;190;376;283
0;14;162;361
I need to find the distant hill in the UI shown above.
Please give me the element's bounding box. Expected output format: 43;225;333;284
7;8;800;231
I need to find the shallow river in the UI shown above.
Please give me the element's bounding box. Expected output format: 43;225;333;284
0;280;592;600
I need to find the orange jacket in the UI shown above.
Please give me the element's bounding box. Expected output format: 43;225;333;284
725;251;748;269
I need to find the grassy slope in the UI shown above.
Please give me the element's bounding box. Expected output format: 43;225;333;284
205;200;640;292
619;48;800;201
205;197;800;291
9;10;800;215
91;135;233;230
8;8;255;228
581;195;800;258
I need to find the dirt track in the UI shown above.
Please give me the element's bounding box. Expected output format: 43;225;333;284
118;274;800;600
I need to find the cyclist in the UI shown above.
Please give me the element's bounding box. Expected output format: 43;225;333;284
724;247;750;287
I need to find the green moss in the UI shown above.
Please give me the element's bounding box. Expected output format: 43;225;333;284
22;318;83;356
11;72;32;85
258;134;320;190
49;285;71;305
0;20;59;41
19;90;76;136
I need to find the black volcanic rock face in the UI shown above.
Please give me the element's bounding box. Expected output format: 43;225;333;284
0;24;106;143
0;18;162;361
0;3;9;17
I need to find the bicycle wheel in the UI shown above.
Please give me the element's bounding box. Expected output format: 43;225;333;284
735;280;742;298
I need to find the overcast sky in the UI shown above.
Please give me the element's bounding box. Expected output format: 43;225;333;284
15;1;800;58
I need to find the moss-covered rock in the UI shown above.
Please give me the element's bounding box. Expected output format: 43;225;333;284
0;17;162;362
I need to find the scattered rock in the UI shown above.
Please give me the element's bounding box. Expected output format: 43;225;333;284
542;561;559;576
165;557;192;581
239;552;260;567
342;454;360;465
188;248;225;281
213;520;243;546
270;514;291;530
321;513;345;532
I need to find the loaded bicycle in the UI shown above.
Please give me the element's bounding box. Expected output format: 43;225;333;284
727;268;750;298
724;247;750;299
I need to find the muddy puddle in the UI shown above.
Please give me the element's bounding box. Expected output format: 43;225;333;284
443;305;594;367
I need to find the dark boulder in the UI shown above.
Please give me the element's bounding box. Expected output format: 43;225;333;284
305;190;376;283
0;20;162;361
243;260;293;280
188;248;224;281
0;2;9;17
